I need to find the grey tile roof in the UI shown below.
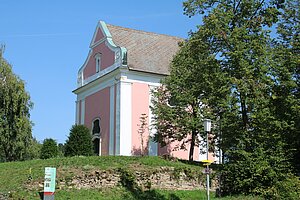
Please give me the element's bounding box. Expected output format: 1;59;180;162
107;24;182;75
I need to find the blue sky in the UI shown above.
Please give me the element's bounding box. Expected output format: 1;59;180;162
0;0;201;143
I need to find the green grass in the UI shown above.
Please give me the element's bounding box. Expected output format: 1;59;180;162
7;188;262;200
0;156;202;194
0;156;262;200
0;156;195;188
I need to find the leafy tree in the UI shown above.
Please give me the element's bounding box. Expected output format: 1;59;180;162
40;138;58;159
180;0;300;198
0;47;33;161
27;137;42;160
151;0;300;198
152;37;227;161
272;0;300;174
64;125;93;157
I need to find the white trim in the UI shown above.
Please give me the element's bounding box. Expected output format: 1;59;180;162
77;50;93;87
75;101;80;124
75;69;119;101
91;37;106;48
109;86;115;155
95;53;101;73
148;85;158;156
80;100;85;125
115;82;120;155
119;81;132;156
77;20;126;88
90;21;113;48
124;70;164;86
82;60;122;86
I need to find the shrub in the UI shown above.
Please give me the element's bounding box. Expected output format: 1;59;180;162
64;125;93;157
40;138;58;159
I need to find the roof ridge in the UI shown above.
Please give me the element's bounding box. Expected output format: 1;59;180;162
106;23;183;40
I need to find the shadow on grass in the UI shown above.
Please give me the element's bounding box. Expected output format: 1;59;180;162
119;167;181;200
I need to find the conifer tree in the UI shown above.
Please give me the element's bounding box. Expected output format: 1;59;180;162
64;125;93;157
40;138;58;159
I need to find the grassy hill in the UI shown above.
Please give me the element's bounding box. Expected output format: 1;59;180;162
0;156;262;200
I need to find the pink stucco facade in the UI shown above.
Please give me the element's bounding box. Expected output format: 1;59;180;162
94;27;105;43
169;139;199;161
84;87;110;155
83;29;116;79
131;82;150;155
130;82;199;160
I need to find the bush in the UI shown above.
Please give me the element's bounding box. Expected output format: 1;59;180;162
64;125;93;157
220;149;300;199
273;175;300;200
40;138;58;159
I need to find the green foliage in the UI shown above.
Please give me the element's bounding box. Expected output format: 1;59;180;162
40;138;58;159
271;0;300;174
64;124;93;157
178;0;300;199
0;47;33;162
119;167;138;191
153;0;300;198
26;137;42;160
57;143;65;157
151;37;227;160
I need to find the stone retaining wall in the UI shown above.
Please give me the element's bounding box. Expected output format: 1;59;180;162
55;167;216;191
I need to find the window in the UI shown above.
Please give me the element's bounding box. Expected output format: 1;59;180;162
95;53;101;73
92;118;101;155
92;119;100;135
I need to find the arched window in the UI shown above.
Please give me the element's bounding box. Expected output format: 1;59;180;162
92;119;100;135
92;118;101;155
95;53;101;73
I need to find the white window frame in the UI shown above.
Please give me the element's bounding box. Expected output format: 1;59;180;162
95;53;101;73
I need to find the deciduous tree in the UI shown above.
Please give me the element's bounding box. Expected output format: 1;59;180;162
0;48;33;161
152;0;299;197
181;0;299;198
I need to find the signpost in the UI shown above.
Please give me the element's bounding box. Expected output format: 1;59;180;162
43;167;56;200
202;159;213;200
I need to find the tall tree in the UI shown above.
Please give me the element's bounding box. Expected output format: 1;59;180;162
0;48;33;161
272;0;300;174
181;0;300;198
152;36;228;161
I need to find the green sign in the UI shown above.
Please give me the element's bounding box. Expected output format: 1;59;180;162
44;167;56;194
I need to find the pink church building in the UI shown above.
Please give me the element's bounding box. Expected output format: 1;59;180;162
73;21;216;161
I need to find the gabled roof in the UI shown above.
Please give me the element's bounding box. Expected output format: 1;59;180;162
106;24;182;75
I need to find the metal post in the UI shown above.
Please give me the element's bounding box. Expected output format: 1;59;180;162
206;131;210;200
203;119;211;200
207;165;210;200
206;131;209;160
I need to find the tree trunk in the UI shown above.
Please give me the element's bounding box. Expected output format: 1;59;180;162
189;129;196;161
240;92;248;129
